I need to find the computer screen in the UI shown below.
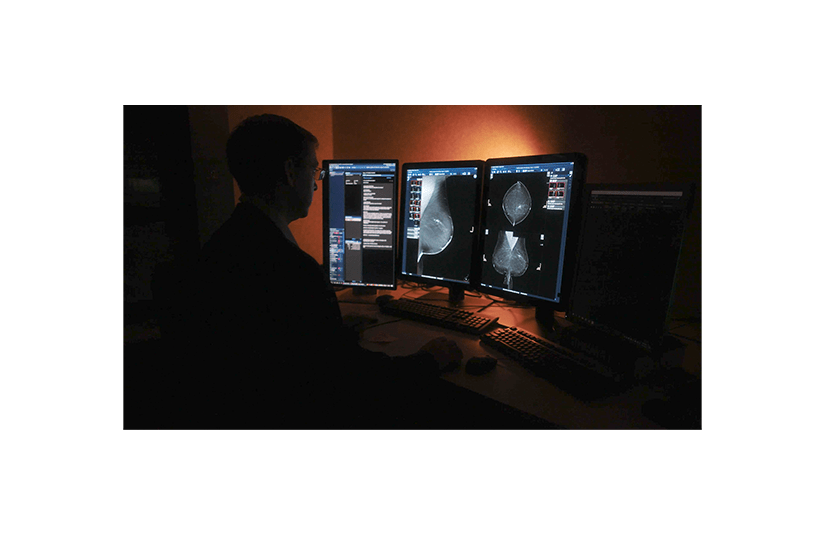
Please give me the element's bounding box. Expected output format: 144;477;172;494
566;184;696;351
398;160;483;287
322;160;398;289
477;153;587;306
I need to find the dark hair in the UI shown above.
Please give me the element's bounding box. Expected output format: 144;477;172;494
226;114;318;195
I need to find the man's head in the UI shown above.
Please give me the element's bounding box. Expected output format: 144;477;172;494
226;114;319;218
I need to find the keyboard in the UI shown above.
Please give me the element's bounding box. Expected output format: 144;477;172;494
377;298;499;335
480;326;622;396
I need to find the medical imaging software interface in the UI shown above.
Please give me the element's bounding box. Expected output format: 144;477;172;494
479;161;576;302
327;162;396;287
400;165;479;284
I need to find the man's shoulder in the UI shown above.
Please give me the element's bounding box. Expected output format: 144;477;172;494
201;204;319;272
206;202;273;239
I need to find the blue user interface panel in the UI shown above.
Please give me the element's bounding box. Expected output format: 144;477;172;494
326;161;397;288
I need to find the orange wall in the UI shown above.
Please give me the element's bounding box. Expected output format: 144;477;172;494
332;105;554;162
332;105;700;185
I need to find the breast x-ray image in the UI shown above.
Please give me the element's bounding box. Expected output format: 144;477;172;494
502;181;532;227
492;230;529;290
402;172;477;283
480;171;567;296
417;175;454;270
491;180;533;289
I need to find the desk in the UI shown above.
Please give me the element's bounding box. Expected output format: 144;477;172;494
337;285;701;430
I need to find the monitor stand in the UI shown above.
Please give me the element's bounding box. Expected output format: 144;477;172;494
448;286;465;302
342;286;380;304
534;303;560;332
411;286;466;306
352;287;377;296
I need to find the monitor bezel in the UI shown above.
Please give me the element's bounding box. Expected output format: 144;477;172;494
564;182;696;350
476;152;588;309
397;159;485;291
322;159;400;290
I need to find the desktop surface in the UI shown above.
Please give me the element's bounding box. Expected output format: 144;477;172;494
336;285;701;429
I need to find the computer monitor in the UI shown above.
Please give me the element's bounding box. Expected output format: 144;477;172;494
398;160;484;300
477;153;587;324
565;183;696;352
322;159;399;291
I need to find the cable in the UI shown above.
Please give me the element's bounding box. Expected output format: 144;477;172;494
361;318;404;332
669;333;702;344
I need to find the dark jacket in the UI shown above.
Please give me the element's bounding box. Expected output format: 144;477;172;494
181;202;436;428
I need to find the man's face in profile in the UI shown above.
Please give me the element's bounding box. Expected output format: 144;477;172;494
294;149;319;218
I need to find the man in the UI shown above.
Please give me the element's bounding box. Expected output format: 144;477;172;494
184;114;462;428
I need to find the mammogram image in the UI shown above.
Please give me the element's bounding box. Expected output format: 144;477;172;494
502;181;532;227
492;230;529;290
417;174;454;268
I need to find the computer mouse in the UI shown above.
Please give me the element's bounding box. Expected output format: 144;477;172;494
466;355;497;375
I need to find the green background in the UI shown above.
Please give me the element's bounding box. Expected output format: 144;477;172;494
2;1;822;533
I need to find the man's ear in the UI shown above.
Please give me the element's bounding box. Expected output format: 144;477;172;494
284;159;297;187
